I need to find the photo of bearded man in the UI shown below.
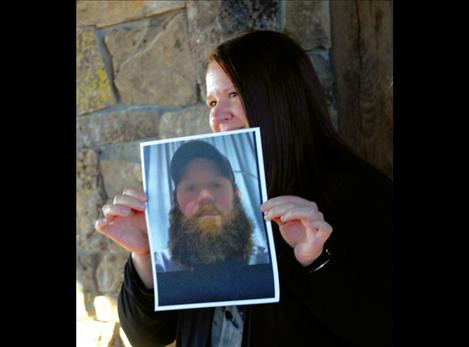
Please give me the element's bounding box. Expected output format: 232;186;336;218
154;140;269;273
142;132;278;308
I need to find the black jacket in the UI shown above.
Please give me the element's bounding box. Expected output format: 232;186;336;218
118;164;393;347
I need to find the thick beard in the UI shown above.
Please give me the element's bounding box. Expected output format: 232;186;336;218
169;194;253;269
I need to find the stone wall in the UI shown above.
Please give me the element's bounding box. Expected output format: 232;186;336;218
76;1;392;346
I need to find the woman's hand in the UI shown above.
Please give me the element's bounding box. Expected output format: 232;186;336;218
95;188;149;256
95;188;154;288
261;196;332;267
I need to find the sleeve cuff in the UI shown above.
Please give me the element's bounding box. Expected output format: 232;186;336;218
304;248;332;273
123;254;155;305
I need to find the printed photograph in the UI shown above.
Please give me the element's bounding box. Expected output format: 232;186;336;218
140;128;279;310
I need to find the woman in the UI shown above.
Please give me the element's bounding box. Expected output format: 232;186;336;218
96;30;393;346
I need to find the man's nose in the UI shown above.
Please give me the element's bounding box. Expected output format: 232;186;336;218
197;188;215;204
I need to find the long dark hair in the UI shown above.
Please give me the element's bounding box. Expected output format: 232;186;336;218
208;30;365;209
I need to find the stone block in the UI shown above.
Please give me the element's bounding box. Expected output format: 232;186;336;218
284;0;331;50
159;104;211;139
77;28;116;115
76;281;89;320
96;253;128;293
101;160;142;201
307;51;335;106
99;141;143;163
76;320;117;347
186;0;279;98
77;108;161;149
77;189;110;252
216;0;279;35
77;147;131;253
97;141;143;228
77;0;185;28
77;148;100;191
98;141;144;199
77;149;109;252
77;254;98;315
105;12;196;107
108;323;127;347
94;294;119;322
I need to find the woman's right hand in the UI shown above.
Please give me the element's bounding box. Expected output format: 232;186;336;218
96;188;154;288
95;188;149;256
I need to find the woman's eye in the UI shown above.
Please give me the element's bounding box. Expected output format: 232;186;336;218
229;92;238;98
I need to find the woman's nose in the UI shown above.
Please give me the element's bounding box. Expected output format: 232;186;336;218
212;103;233;123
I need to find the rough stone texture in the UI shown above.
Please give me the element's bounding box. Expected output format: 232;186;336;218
98;141;143;197
99;141;143;163
217;0;280;34
77;108;161;149
307;51;335;106
328;106;339;132
100;160;143;199
77;148;100;191
77;254;99;315
77;28;116;116
330;0;393;178
77;188;110;252
97;141;145;254
186;0;279;98
107;324;127;347
77;280;90;320
77;149;108;252
284;0;331;50
96;253;128;293
159;104;211;139
94;294;119;322
77;0;185;28
77;320;117;347
105;12;196;107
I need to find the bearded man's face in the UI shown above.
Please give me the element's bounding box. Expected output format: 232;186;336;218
176;158;235;225
169;158;253;268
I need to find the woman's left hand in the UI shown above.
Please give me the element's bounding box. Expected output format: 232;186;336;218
261;195;333;267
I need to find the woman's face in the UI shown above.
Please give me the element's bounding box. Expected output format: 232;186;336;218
206;62;249;133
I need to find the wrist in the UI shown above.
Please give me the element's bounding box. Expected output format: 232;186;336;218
131;252;154;289
303;248;331;273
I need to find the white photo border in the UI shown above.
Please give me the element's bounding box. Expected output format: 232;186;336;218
140;127;279;311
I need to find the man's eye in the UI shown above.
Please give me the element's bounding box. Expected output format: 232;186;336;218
208;100;217;107
184;185;196;192
211;182;222;189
